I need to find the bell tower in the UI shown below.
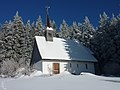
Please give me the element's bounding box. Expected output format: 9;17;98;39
45;6;53;42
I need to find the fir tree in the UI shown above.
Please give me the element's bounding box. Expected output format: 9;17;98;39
82;16;95;46
91;13;120;75
59;20;70;39
51;20;57;37
69;22;82;40
26;20;31;35
0;12;31;76
99;12;109;28
35;16;44;36
110;14;118;26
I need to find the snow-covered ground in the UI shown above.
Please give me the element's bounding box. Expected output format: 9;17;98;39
0;71;120;90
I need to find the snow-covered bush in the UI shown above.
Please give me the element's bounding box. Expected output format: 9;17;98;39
1;60;19;77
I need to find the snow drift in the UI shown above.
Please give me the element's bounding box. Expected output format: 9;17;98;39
0;72;120;90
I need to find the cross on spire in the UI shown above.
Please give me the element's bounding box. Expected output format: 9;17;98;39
46;6;50;15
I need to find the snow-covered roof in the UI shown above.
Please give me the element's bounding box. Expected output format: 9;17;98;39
46;27;53;31
35;36;97;62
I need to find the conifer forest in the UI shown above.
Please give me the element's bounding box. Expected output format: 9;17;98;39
0;12;120;76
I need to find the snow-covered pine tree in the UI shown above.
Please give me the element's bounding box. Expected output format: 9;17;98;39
82;16;95;46
36;16;43;30
70;22;78;39
26;20;31;35
68;26;74;39
99;12;109;28
25;20;33;71
13;11;24;30
0;20;18;76
0;11;32;76
90;13;120;75
110;14;118;26
77;23;83;41
51;20;57;37
0;24;6;70
35;16;44;36
71;22;83;40
59;20;70;39
117;14;120;21
12;11;27;66
26;20;34;43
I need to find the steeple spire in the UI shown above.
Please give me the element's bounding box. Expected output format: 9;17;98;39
46;6;51;27
45;6;53;42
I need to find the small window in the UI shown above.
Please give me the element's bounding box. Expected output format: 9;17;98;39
70;63;72;68
85;64;88;69
48;33;52;37
77;64;79;68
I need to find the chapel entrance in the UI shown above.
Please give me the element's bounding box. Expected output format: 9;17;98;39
53;63;60;74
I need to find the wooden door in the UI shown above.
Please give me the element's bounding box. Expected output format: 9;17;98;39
53;63;60;74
